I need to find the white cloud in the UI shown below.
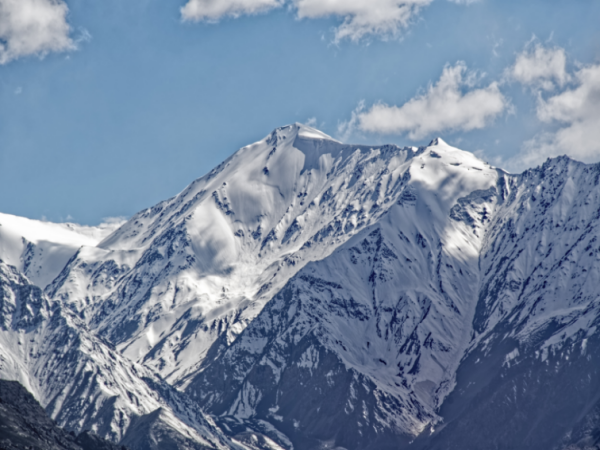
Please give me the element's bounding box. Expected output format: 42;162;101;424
304;117;317;127
536;65;599;124
99;216;128;228
293;0;432;42
181;0;435;41
447;0;480;4
351;62;507;140
181;0;283;22
507;43;569;90
0;0;75;64
337;100;365;142
510;63;600;169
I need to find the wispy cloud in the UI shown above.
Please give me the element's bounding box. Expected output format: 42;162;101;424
98;216;128;229
0;0;75;64
342;62;507;140
337;100;365;142
304;117;318;127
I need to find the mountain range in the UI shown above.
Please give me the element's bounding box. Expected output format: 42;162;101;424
1;123;599;450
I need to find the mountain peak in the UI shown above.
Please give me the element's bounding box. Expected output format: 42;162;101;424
294;123;337;142
270;123;338;143
4;121;600;450
428;137;448;147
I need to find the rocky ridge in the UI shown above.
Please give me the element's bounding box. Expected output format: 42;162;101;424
1;124;600;449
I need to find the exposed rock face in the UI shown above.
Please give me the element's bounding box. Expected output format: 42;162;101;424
0;379;126;450
2;124;600;450
0;261;248;450
415;157;600;450
186;146;600;449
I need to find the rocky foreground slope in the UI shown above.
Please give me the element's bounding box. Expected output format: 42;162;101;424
1;124;600;449
0;260;253;449
0;378;126;450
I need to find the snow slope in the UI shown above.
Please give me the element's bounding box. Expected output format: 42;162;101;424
46;124;446;385
0;213;123;288
0;260;249;449
186;136;502;448
417;157;600;450
188;148;600;450
2;124;600;450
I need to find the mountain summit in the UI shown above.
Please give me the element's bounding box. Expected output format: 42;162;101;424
1;125;600;450
47;123;495;387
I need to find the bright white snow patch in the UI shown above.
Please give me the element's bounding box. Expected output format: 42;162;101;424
0;213;124;287
504;348;520;368
296;124;338;142
297;345;320;373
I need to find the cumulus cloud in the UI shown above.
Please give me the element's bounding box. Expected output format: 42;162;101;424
181;0;435;41
507;43;569;90
511;63;600;169
294;0;432;42
0;0;75;64
348;62;507;140
181;0;283;22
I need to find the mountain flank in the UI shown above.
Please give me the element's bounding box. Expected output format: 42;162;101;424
1;124;600;449
0;379;127;450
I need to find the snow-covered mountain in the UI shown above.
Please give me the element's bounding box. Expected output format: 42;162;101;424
1;123;600;450
185;132;502;448
0;259;252;449
186;149;600;449
418;157;600;450
0;213;123;289
0;378;127;450
44;124;451;386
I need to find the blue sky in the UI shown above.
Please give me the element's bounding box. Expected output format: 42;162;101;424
0;0;599;225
